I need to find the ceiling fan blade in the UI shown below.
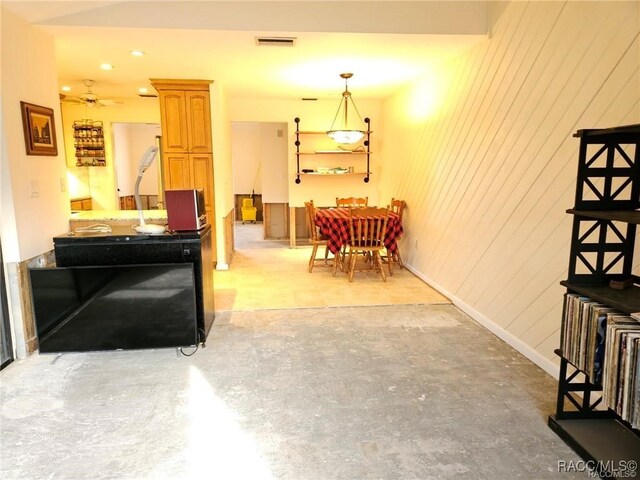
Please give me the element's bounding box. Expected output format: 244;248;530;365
60;96;86;104
97;99;123;106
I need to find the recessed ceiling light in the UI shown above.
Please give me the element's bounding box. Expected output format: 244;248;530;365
138;87;149;94
61;86;71;92
100;63;114;70
130;50;144;57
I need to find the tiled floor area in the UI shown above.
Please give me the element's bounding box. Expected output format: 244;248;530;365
214;223;450;311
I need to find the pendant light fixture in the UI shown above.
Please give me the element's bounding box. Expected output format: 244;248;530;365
327;73;366;144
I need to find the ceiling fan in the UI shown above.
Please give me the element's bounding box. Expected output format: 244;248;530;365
59;79;121;108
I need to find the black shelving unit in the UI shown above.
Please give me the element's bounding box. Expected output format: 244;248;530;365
549;123;640;478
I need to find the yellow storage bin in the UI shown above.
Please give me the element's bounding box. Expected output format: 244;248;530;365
241;197;257;224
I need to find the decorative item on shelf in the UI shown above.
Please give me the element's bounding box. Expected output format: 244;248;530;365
609;277;635;290
326;73;367;144
338;145;366;152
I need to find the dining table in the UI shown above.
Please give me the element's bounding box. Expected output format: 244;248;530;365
314;207;404;255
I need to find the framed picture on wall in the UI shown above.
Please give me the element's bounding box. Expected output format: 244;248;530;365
20;101;58;156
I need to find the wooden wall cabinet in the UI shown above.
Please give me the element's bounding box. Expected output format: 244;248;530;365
186;91;212;153
164;152;192;189
151;79;216;261
70;197;92;211
157;89;212;154
158;91;189;153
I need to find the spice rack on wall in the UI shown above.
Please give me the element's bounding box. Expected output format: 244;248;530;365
294;117;371;184
73;119;105;167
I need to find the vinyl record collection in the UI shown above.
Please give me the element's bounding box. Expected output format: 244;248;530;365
562;294;640;428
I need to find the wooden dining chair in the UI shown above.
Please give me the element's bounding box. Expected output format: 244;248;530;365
335;197;368;268
346;207;389;282
336;196;368;207
384;198;406;269
304;200;330;272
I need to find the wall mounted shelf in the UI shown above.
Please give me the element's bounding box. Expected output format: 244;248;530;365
294;117;371;184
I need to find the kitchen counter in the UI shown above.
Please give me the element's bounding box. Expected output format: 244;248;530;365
69;209;167;230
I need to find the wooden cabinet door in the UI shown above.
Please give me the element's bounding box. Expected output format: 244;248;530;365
158;91;188;153
190;153;214;215
163;153;191;190
185;91;212;153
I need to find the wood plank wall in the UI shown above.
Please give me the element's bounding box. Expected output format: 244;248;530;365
379;1;640;374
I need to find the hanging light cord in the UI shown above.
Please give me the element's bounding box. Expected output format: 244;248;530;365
329;75;364;131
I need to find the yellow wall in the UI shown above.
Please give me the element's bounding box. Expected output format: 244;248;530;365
61;99;160;210
210;81;234;268
379;1;640;374
0;8;69;262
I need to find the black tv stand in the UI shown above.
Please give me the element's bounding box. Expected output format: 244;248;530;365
39;225;214;352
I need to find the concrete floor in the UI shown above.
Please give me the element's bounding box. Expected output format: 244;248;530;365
0;225;588;479
1;305;587;479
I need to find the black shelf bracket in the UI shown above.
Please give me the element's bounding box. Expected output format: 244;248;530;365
554;352;609;420
294;117;301;184
364;117;371;183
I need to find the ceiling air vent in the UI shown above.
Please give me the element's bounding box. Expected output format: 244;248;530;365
256;36;296;47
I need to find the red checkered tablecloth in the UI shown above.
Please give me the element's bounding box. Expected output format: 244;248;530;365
315;207;404;255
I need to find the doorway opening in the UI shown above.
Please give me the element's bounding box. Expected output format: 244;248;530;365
231;121;289;250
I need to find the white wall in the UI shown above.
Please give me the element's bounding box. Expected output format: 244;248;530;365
378;1;640;375
260;123;288;203
112;123;133;197
231;122;262;194
123;123;161;197
0;8;69;262
229;97;382;207
231;121;288;202
211;81;234;268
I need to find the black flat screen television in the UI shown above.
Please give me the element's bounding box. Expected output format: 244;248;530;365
29;264;197;353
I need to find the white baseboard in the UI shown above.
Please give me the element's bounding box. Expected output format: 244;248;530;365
405;264;560;379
